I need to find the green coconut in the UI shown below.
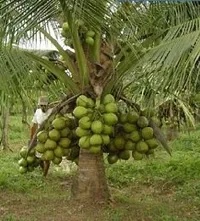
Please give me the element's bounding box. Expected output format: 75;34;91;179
102;94;115;105
62;22;69;32
58;138;71;149
104;103;118;113
123;123;138;133
107;154;119;164
132;151;143;160
37;130;48;143
35;143;45;153
73;106;88;119
127;111;139;123
78;136;90;149
19;147;28;158
102;124;113;135
129;131;141;142
86;30;95;37
19;166;28;174
108;142;118;153
26;156;35;164
119;150;130;160
119;113;128;124
124;140;136;150
44;139;57;150
42;150;54;161
52;117;66;130
136;141;149;153
85;36;94;45
114;136;125;150
60;127;71;137
101;135;110;145
52;157;62;165
79;116;92;129
91;120;103;134
54;146;64;158
103;113;118;126
18;158;28;167
89;145;101;154
48;129;61;141
76;95;89;107
145;138;159;149
141;127;154;140
90;134;103;146
75;127;90;137
87;98;95;108
137;116;149;128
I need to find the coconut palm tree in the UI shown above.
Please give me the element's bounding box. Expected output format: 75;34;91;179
0;0;200;204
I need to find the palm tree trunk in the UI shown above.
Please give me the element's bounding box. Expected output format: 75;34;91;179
72;149;110;204
18;93;30;128
0;106;10;150
21;99;30;128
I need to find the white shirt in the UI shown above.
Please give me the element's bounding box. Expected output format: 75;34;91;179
32;108;53;127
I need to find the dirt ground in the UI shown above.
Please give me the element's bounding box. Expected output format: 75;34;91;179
1;179;199;221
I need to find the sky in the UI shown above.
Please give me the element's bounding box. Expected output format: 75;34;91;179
18;24;65;51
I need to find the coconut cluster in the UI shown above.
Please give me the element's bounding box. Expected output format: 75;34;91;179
105;109;161;164
73;94;118;154
18;94;163;174
71;94;162;165
61;20;95;47
61;22;70;44
33;114;78;165
18;114;77;174
85;30;95;46
18;146;41;174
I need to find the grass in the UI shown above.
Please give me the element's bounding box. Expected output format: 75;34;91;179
106;150;200;188
8;115;31;144
0;116;200;220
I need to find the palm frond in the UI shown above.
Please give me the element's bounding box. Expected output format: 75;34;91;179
0;0;60;44
116;2;200;99
1;1;200;104
0;46;66;105
25;51;80;94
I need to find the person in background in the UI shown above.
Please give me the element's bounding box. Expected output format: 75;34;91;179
30;96;52;176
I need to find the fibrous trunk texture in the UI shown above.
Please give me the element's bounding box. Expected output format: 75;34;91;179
72;149;110;204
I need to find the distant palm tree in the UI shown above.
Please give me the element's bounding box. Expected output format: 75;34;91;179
0;0;200;203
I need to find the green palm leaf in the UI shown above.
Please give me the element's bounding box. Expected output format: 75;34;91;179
1;1;200;103
25;51;79;94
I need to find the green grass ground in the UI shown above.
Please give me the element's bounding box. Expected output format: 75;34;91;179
0;116;200;221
